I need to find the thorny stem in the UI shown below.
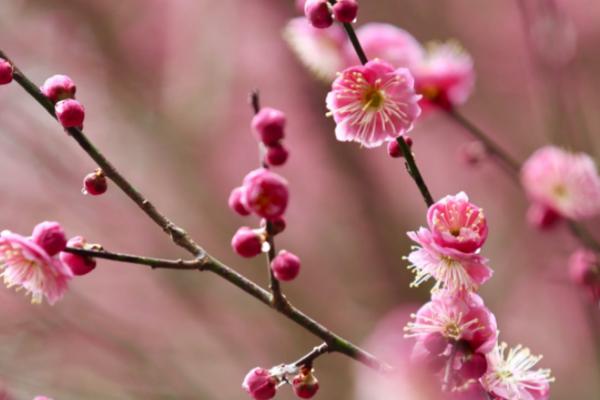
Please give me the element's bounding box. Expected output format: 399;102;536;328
2;50;390;372
293;343;331;368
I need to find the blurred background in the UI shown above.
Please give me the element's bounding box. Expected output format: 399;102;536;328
0;0;599;398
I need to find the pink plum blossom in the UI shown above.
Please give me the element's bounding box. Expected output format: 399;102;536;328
426;192;488;254
0;229;73;305
521;146;600;220
241;168;289;219
326;59;421;148
406;228;493;293
481;343;553;400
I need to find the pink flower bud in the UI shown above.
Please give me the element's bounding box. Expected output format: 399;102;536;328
60;236;97;276
332;0;358;23
271;250;301;281
267;216;287;235
83;169;108;196
292;369;319;399
232;227;264;258
252;107;286;146
55;99;85;129
242;367;277;400
40;74;76;103
229;187;251;216
266;143;289;166
526;203;561;230
387;137;413;158
0;59;13;85
568;248;598;286
242;168;289;219
304;0;333;29
31;221;67;257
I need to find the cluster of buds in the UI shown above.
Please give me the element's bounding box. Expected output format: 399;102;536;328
0;221;96;305
304;0;359;29
252;107;289;167
243;365;319;400
40;74;85;129
403;192;553;399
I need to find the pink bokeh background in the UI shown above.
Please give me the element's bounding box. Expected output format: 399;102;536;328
0;0;599;398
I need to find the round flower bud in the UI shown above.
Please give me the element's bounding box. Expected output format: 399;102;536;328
304;0;333;29
252;107;286;146
60;236;97;276
292;369;319;399
0;59;13;85
31;221;67;257
271;250;301;281
242;168;289;219
232;227;264;258
83;169;108;196
242;367;277;400
526;203;561;230
387;137;412;158
229;187;251;216
55;99;85;128
266;143;289;167
332;0;358;23
40;74;76;103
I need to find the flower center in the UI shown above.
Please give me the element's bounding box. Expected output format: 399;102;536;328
362;87;385;111
449;227;461;237
553;184;567;198
443;322;462;339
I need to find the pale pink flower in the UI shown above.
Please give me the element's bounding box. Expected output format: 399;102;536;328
326;59;421;148
406;228;492;293
284;17;347;81
346;23;424;69
427;192;488;254
521;146;600;220
413;41;475;110
482;342;553;400
0;230;73;304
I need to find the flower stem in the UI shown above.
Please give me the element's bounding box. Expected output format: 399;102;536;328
397;136;435;207
293;343;331;368
328;0;368;65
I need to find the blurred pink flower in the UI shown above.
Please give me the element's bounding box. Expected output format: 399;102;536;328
0;229;73;305
326;59;421;148
481;343;553;400
427;192;488;254
406;227;492;293
521;146;600;220
284;17;347;81
568;248;600;302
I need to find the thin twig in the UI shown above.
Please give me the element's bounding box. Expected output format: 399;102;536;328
63;247;202;270
397;136;434;207
293;343;331;368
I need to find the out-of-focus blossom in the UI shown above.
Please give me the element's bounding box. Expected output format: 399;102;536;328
481;343;553;400
40;74;76;103
31;221;67;257
241;168;289;220
242;367;278;400
0;58;13;85
284;17;347;81
568;248;600;302
406;228;492;293
346;23;424;69
0;228;73;305
265;143;289;167
426;192;488;254
33;397;53;400
326;59;421;148
521;146;600;221
413;41;475;111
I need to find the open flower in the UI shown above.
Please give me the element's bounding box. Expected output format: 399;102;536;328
0;229;73;304
482;343;553;400
427;192;488;254
326;59;421;148
521;146;600;220
406;228;492;293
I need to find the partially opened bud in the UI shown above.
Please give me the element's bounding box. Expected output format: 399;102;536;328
41;74;76;103
0;59;13;85
60;236;97;276
232;227;264;258
292;368;319;399
242;168;289;219
55;99;85;129
242;367;278;400
31;221;67;257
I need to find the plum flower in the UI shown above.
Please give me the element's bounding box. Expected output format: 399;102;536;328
405;292;497;355
406;228;492;293
412;41;475;111
284;17;347;81
0;229;73;304
521;146;600;220
326;59;421;148
482;343;553;400
427;192;488;254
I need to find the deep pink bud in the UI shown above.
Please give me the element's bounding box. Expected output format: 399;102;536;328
0;59;13;85
526;203;561;230
387;137;412;158
55;99;85;128
252;107;286;146
271;250;301;281
242;168;289;219
242;367;277;400
304;0;333;29
229;187;251;216
232;227;264;258
40;74;76;103
60;236;97;276
31;221;67;257
332;0;358;23
269;216;287;235
266;143;289;166
292;369;319;399
83;169;108;196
